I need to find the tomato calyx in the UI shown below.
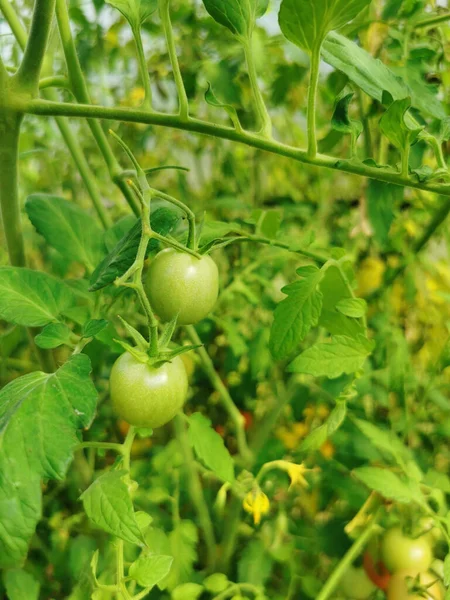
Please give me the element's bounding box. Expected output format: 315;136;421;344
363;551;391;591
115;315;200;368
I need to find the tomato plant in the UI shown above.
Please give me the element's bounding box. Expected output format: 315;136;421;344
0;0;450;598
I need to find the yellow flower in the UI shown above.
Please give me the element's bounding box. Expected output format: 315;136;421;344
286;462;309;490
356;257;385;297
243;489;270;525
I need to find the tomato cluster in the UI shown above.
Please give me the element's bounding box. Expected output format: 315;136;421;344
110;250;219;429
360;526;443;600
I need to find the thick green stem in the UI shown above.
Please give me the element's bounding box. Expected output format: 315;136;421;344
243;39;272;138
174;416;216;568
159;0;189;120
185;325;252;463
307;46;321;158
54;0;139;215
24;98;450;198
0;112;26;267
414;12;450;28
1;0;112;228
316;519;379;600
132;26;152;110
14;0;56;93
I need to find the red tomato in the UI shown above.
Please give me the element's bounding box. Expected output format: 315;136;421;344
240;410;253;430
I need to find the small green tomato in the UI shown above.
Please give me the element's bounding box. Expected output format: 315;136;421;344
109;352;188;428
381;526;433;574
145;248;219;325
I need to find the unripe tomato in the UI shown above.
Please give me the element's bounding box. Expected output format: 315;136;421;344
145;248;219;325
110;352;188;428
386;570;444;600
339;566;376;599
381;527;433;574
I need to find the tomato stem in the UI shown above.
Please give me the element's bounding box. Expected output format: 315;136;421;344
307;44;321;158
243;39;272;138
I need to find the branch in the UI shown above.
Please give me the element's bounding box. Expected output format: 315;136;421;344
24;98;450;198
14;0;56;93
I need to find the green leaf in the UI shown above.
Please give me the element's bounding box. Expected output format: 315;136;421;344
288;335;373;378
82;319;109;338
255;209;282;239
204;573;229;593
0;267;75;327
237;539;273;587
278;0;371;54
187;413;235;483
379;97;423;153
327;401;347;434
2;569;40;600
129;553;173;588
270;269;324;360
104;215;137;252
165;520;198;589
202;0;266;38
172;583;204;600
300;424;328;452
353;467;419;503
443;553;450;587
106;0;157;29
331;91;363;139
25;195;105;272
34;322;72;349
322;32;409;103
81;470;144;545
318;265;365;339
335;298;367;318
89;207;179;292
353;419;414;468
205;83;242;130
0;355;97;567
366;180;400;248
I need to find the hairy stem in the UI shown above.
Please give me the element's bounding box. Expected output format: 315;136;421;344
24;98;450;198
174;416;216;569
307;45;321;158
243;39;272;138
159;0;189;120
185;325;252;464
132;26;152;110
316;519;380;600
14;0;56;93
54;0;140;215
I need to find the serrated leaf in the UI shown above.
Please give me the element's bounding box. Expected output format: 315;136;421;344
2;569;40;600
165;520;198;589
380;97;423;153
89;207;179;292
237;539;273;587
353;467;418;503
366;180;400;248
279;0;371;54
270;269;324;360
288;335;373;378
106;0;157;29
129;553;173;588
353;419;414;468
205;83;241;130
0;267;75;327
35;322;72;349
335;298;367;318
25;195;105;272
82;319;109;338
81;470;144;545
187;413;234;483
0;355;97;567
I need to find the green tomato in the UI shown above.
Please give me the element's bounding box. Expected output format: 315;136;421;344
145;248;219;325
110;352;188;428
386;570;444;600
381;527;433;574
339;566;376;599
